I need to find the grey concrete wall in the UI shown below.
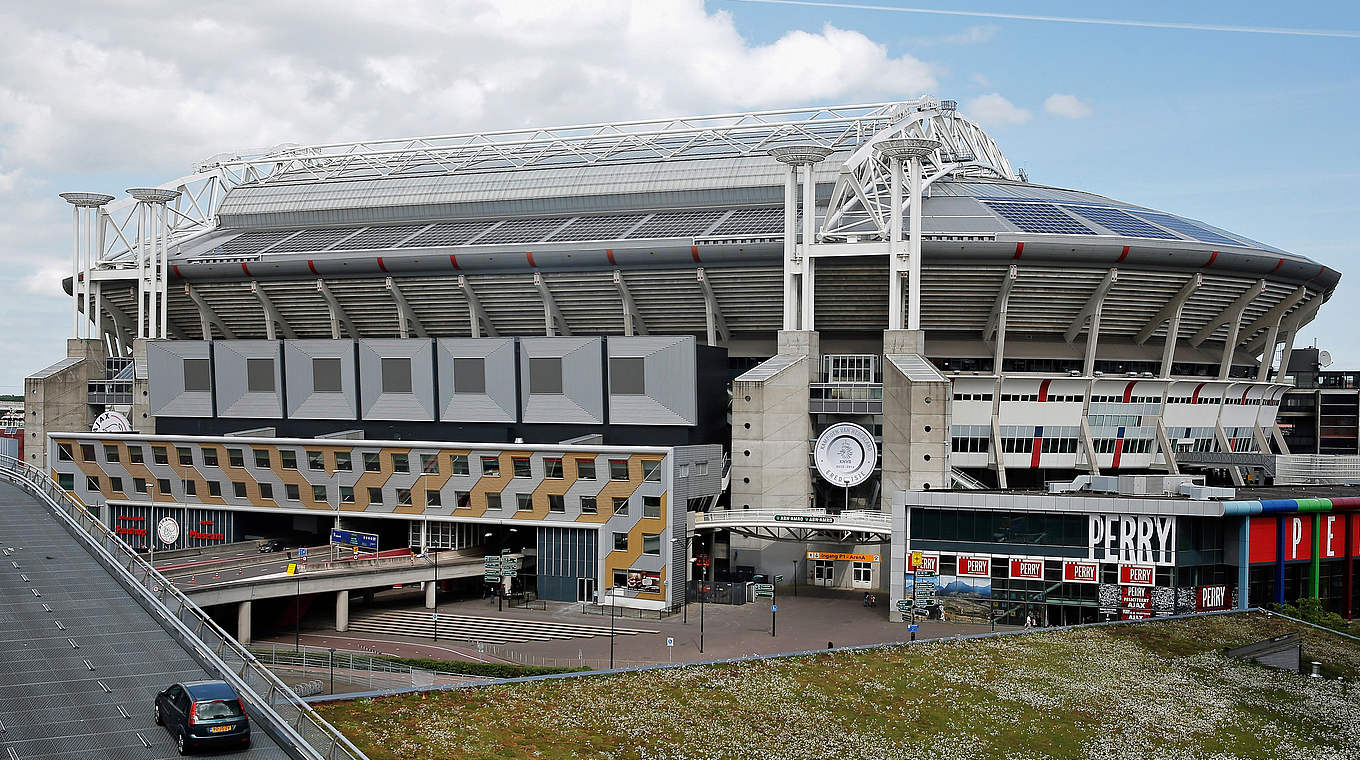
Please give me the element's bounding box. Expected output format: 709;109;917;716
880;353;952;503
607;336;697;426
436;338;517;423
23;339;102;469
730;354;811;511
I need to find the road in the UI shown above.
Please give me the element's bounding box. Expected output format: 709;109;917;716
0;482;292;759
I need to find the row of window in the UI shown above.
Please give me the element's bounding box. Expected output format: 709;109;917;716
952;393;994;402
66;473;666;516
1090;438;1154;454
953;437;1157;455
58;443;662;483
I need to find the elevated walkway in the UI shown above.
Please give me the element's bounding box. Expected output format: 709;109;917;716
696;508;891;542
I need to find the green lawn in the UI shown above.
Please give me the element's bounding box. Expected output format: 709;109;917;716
316;612;1360;760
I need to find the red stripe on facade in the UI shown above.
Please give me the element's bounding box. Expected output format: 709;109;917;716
606;249;616;265
1202;251;1218;268
449;254;460;270
307;259;318;275
1013;242;1024;259
1241;388;1250;404
1038;379;1051;402
526;251;537;268
1112;438;1125;468
240;262;251;277
1117;245;1130;262
1123;381;1136;404
376;257;389;273
1030;439;1042;469
691;245;702;263
1191;382;1205;404
1269;258;1284;274
171;265;182;280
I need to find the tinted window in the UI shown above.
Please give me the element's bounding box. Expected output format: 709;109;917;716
313;358;343;392
452;357;486;394
382;357;412;394
246;358;275;393
183;358;211;392
528;357;562;394
610;357;645;395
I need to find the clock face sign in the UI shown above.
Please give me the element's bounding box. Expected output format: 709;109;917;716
813;423;877;488
156;516;181;546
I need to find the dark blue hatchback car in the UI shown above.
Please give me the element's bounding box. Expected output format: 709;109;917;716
154;680;251;755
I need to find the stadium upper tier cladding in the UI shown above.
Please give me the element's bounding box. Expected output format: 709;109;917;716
112;147;1334;344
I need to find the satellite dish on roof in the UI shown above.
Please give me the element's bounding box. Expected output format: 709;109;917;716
1320;350;1333;368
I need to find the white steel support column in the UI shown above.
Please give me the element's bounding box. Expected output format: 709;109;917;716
888;157;906;330
127;188;182;340
768;145;832;332
159;203;169;338
60;193;116;340
874;138;940;332
782;164;799;329
799;162;817;331
71;203;80;336
907;154;924;331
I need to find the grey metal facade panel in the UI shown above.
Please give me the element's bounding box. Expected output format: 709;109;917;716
147;340;214;417
358;339;436;421
283;340;358;420
435;338;517;423
519;337;605;424
607;336;697;426
213;340;283;418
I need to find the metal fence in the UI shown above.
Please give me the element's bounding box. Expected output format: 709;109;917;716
0;454;369;760
251;644;494;693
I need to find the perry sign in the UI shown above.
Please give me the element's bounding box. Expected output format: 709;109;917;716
1088;513;1175;566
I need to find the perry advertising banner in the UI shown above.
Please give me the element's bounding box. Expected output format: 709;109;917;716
807;551;880;563
907;552;939;572
1009;558;1043;580
1249;514;1360;564
1063;560;1099;584
1087;514;1175;565
957;555;991;577
1119;564;1156;586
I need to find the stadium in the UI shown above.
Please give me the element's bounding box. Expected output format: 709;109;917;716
32;95;1357;622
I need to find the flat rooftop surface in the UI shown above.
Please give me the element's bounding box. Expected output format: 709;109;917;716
0;482;289;759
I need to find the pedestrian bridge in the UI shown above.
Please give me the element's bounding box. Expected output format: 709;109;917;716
695;509;891;543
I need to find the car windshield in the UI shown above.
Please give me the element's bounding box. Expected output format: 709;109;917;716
195;700;243;719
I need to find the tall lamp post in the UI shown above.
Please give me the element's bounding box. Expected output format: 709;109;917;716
670;534;700;625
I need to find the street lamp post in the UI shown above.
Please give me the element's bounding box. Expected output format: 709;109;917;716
699;580;705;654
609;587;617;669
432;550;439;642
295;577;301;652
328;647;336;695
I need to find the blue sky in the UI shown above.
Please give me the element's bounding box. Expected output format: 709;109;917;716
0;1;1356;392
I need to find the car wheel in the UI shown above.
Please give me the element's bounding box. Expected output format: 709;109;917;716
153;704;162;725
176;730;188;755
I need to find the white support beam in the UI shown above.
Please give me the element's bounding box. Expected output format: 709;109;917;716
1078;418;1102;475
989;417;1008;490
1188;279;1265;347
696;268;729;346
533;272;571;337
1244;291;1322;357
1238;285;1307;345
250;281;297;340
612;270;648;336
982;265;1017;341
186;284;235;339
315;279;357;339
384;277;426;339
1271;425;1291;455
1064;269;1117;344
1214;423;1246;487
457;275;498;338
100;297;137;353
1154;419;1180;475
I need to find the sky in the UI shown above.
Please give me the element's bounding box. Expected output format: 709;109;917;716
0;0;1356;392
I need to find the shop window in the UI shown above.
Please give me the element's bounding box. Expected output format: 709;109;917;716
246;358;275;393
576;458;596;480
312;357;342;393
381;357;412;394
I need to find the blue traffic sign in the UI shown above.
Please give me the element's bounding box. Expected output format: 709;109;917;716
907;624;919;633
330;528;378;551
771;604;778;612
298;547;307;559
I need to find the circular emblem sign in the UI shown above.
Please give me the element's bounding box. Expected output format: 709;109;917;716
156;516;181;546
91;410;133;433
814;422;877;487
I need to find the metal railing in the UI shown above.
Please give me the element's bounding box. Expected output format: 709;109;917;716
697;507;892;532
251;644;494;693
0;454;369;760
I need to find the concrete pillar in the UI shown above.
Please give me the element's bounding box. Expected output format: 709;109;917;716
237;600;252;644
335;590;349;633
424;580;437;609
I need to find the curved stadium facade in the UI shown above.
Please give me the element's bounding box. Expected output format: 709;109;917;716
34;96;1352;621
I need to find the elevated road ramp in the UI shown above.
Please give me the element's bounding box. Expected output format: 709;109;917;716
0;457;368;760
696;508;891;542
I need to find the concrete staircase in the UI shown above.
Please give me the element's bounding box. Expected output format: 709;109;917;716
346;609;659;645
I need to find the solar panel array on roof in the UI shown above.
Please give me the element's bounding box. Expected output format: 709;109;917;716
475;217;568;245
1130;211;1243;247
628;209;729;239
213;230;299;255
982;201;1095;235
267;227;361;252
334;223;430;249
547;214;648;242
1062;205;1181;240
708;207;783;236
405;219;499;247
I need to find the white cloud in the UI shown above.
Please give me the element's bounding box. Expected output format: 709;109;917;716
964;93;1032;126
1044;93;1093;118
969;73;992;88
22;266;68;298
928;24;999;45
0;0;942;391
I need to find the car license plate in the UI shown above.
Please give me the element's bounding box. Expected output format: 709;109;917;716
209;726;232;733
